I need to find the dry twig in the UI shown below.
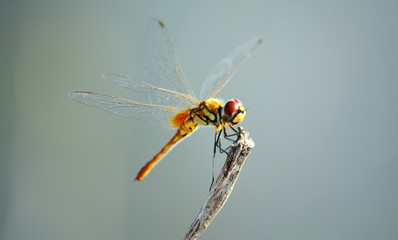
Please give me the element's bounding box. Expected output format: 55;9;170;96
184;127;255;240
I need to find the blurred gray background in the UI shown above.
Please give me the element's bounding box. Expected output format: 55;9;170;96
1;0;397;239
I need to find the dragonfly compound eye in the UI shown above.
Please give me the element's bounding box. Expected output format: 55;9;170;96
223;99;246;124
224;100;240;116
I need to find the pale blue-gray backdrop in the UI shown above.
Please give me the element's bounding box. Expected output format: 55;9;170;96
1;0;397;239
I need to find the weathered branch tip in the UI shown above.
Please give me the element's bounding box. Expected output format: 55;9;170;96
184;127;255;240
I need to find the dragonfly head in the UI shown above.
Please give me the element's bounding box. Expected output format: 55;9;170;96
222;99;246;125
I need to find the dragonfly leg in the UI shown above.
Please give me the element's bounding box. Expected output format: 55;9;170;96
223;125;240;142
220;125;243;152
209;126;243;190
215;129;228;154
209;128;227;191
211;130;222;190
213;130;226;156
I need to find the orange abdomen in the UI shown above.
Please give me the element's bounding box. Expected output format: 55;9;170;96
135;118;197;181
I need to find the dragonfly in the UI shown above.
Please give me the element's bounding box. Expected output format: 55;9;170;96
68;19;262;181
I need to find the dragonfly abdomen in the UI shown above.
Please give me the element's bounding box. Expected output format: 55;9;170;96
135;119;198;181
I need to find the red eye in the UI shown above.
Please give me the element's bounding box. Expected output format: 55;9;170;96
224;100;239;116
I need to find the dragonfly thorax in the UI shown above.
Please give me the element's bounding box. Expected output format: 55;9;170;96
191;98;246;127
190;99;223;127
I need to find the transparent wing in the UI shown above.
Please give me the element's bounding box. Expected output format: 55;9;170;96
143;18;196;105
103;73;199;109
68;91;184;129
199;37;262;100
